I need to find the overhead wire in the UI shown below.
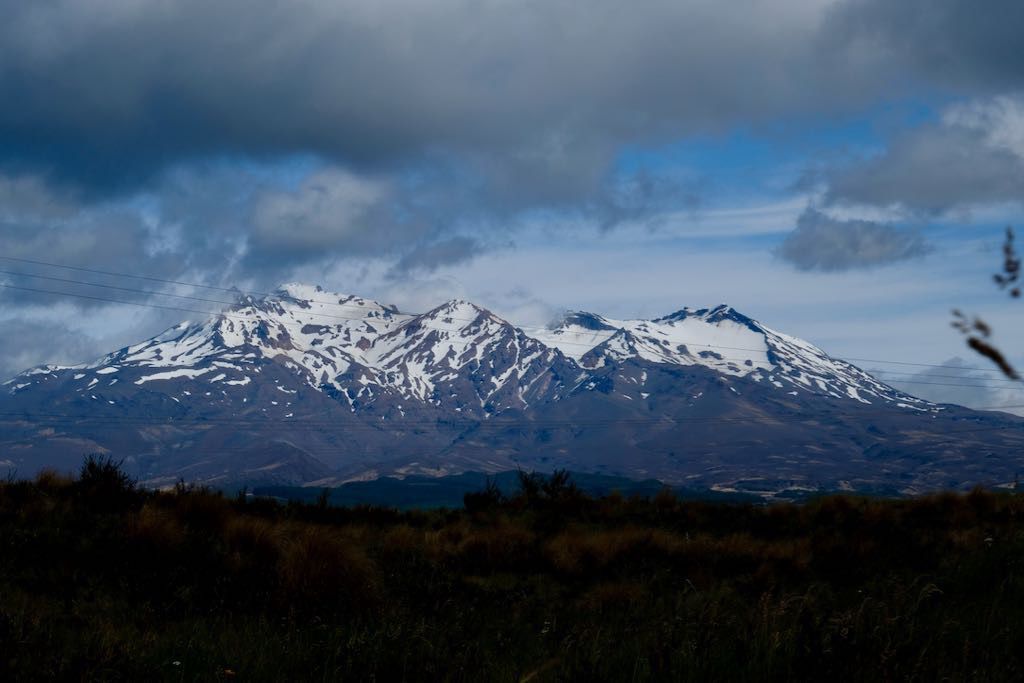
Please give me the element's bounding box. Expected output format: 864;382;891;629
0;254;1017;375
2;280;1020;392
0;254;282;299
1;412;1018;437
866;369;1022;383
5;280;1024;397
0;410;950;429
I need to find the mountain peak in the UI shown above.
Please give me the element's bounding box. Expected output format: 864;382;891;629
422;299;495;323
237;285;401;320
656;303;730;320
275;282;325;301
553;311;618;332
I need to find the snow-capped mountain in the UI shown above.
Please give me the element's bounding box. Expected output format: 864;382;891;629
38;286;579;418
533;305;924;407
2;285;1023;495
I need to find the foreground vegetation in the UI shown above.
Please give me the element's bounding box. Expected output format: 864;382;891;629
2;460;1023;681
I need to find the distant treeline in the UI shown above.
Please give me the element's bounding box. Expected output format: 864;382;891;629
1;456;1023;680
251;469;767;509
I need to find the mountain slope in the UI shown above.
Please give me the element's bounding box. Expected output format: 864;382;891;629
3;286;1022;495
532;305;927;406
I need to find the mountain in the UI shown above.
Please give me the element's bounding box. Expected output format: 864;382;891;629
3;284;1023;496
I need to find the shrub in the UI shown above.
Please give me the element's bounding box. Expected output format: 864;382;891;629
463;477;504;513
34;468;73;492
75;454;139;513
169;487;232;535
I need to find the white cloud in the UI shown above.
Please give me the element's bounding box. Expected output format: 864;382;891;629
943;94;1024;160
251;168;395;255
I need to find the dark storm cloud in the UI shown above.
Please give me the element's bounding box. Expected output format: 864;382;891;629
825;0;1024;92
0;0;1020;206
0;0;1019;243
777;208;931;271
0;0;895;200
0;174;186;308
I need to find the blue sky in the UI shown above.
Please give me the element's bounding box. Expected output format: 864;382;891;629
2;0;1024;410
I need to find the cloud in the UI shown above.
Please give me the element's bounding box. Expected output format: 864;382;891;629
777;208;931;271
0;163;490;315
0;318;101;379
249;168;405;266
820;96;1024;213
4;0;1024;377
391;237;485;275
0;173;190;308
825;0;1024;93
0;0;1020;215
881;357;1024;416
0;0;942;203
1;0;1020;286
944;95;1024;157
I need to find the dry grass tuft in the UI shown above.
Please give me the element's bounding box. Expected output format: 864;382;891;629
128;503;186;551
276;524;378;613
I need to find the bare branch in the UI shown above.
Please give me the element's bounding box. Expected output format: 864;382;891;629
967;337;1019;380
994;226;1021;298
950;226;1021;380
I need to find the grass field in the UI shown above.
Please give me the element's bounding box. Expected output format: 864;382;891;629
1;458;1023;681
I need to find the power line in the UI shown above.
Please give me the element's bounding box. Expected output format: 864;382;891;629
1;411;1017;435
1;265;1018;379
5;282;1024;397
73;423;1022;461
3;417;1020;475
0;396;1008;428
0;271;796;356
0;281;608;360
0;278;613;352
0;254;421;317
870;369;1022;383
0;412;870;429
0;255;283;299
0;269;413;326
0;282;281;324
0;268;245;308
867;379;1024;391
7;280;1024;397
0;408;923;427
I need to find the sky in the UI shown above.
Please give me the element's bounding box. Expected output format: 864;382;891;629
2;0;1024;412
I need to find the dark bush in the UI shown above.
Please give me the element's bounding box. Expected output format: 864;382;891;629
74;454;139;513
463;476;504;513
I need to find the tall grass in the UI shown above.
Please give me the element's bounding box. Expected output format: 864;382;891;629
1;462;1023;680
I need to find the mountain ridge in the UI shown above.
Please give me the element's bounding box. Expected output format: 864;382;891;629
3;284;1022;495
